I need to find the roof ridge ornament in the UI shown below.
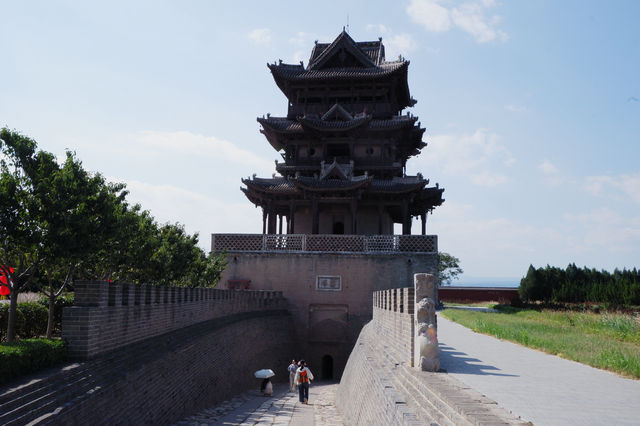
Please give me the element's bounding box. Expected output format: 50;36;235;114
321;103;353;121
308;31;376;70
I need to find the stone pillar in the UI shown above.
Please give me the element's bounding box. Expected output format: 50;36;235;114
414;273;439;372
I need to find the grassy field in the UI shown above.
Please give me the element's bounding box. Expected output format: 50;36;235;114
441;305;640;379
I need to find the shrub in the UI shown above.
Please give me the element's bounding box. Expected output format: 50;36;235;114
0;302;49;342
0;338;67;384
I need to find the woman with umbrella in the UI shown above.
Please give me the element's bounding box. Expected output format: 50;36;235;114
255;369;274;396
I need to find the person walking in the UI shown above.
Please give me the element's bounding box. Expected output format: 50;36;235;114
288;359;297;392
294;360;314;404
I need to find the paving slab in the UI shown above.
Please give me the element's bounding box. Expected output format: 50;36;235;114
174;382;344;426
438;315;640;426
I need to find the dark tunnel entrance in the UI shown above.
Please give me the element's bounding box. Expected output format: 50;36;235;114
322;354;334;380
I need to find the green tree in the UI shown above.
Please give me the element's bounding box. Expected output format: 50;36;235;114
438;252;463;285
0;129;43;341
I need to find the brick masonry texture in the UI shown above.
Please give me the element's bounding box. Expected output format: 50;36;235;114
52;312;296;425
62;281;287;359
336;287;529;425
2;281;297;425
221;252;437;378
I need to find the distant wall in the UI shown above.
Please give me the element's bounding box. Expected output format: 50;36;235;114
439;287;520;304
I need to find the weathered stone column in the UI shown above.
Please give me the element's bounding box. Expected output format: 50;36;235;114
414;273;440;372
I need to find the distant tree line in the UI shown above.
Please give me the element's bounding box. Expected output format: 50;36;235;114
519;263;640;306
1;128;226;342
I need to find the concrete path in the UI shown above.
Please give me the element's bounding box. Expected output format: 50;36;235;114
174;382;344;425
438;315;640;426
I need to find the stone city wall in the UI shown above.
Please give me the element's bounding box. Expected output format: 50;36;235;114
3;282;297;425
63;280;286;359
51;311;296;425
336;287;419;425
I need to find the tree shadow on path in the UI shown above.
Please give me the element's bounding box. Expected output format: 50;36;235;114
439;344;519;377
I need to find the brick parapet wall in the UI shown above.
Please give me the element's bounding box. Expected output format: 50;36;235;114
372;287;415;366
62;281;287;359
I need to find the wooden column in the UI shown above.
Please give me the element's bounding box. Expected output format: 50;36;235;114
278;215;283;234
312;199;319;234
267;205;277;234
377;204;384;235
402;201;411;235
421;212;427;235
288;202;295;234
350;199;358;235
262;208;267;234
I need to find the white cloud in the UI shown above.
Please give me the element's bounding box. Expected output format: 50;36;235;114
470;171;508;187
131;130;273;176
538;160;559;175
563;207;640;254
427;201;566;277
116;179;263;251
365;24;417;59
415;129;515;186
451;2;508;43
407;0;507;43
584;173;640;204
248;28;272;46
407;0;452;32
386;34;418;58
505;104;527;113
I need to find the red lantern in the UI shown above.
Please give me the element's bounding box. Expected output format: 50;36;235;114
0;275;6;284
0;285;9;296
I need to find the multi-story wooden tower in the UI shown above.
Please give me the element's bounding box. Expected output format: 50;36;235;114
242;30;444;236
213;32;444;380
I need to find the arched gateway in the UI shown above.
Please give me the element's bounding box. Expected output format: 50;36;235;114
212;31;445;378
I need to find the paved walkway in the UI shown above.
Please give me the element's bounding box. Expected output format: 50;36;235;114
174;382;344;425
438;315;640;426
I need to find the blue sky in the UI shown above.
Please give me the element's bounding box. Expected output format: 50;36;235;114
1;1;639;282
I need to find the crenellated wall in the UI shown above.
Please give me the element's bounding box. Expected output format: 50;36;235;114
337;278;526;425
372;287;416;366
0;282;297;426
62;281;287;359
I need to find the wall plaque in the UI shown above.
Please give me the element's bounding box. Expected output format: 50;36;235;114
316;275;342;291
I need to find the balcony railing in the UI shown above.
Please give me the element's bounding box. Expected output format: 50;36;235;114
211;234;437;254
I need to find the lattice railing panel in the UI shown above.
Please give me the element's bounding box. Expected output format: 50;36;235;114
211;234;263;251
364;235;398;252
211;234;437;253
305;235;365;252
396;235;437;253
264;234;304;251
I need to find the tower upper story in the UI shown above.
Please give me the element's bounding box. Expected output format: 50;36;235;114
258;30;425;179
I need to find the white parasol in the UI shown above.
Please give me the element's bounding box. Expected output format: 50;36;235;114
254;369;275;379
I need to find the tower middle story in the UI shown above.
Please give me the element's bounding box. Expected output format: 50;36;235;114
212;31;445;380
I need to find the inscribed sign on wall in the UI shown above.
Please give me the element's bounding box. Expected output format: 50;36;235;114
316;275;342;291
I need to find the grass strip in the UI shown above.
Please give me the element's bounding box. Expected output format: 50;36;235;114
441;306;640;379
